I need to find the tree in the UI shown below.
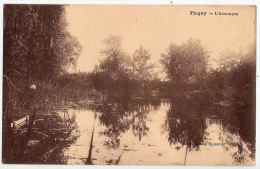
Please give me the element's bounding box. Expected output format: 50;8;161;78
161;39;209;91
3;5;82;118
3;5;82;82
132;45;155;83
229;44;256;108
131;45;155;96
94;35;134;97
217;50;241;72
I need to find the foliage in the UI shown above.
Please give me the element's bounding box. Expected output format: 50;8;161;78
207;44;256;106
4;5;82;81
91;36;158;98
132;45;155;83
161;39;209;91
3;4;82;115
92;35;135;97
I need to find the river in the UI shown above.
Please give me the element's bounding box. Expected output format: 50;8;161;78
61;98;255;165
2;97;255;165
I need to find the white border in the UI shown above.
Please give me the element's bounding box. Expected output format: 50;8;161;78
0;1;259;169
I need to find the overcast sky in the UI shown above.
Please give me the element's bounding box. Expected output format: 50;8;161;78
65;5;256;74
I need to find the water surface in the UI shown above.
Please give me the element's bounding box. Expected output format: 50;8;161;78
63;98;255;165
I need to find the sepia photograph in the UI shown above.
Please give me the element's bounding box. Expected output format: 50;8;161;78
1;4;257;166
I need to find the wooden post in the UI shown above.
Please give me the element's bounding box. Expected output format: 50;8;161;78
13;121;17;128
26;115;30;125
11;122;18;134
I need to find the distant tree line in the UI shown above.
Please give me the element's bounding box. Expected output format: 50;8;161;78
88;35;255;110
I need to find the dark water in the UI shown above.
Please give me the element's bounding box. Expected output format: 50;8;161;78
2;98;255;165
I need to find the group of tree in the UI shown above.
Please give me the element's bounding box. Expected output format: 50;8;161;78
3;4;256;113
89;35;256;106
160;39;209;95
89;35;156;98
206;44;256;109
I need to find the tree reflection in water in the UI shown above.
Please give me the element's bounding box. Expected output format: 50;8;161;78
94;96;255;164
162;96;208;164
4;96;255;164
162;93;255;164
97;98;160;149
214;103;255;163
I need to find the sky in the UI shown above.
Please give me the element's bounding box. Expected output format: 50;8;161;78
65;5;256;74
